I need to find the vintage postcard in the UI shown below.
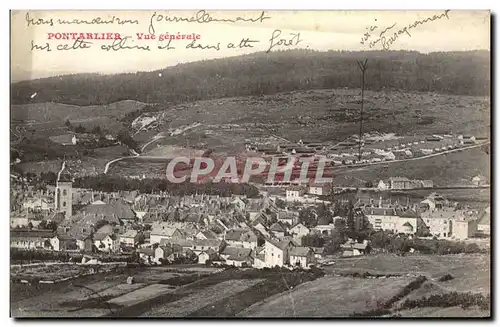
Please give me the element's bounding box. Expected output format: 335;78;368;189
10;10;491;318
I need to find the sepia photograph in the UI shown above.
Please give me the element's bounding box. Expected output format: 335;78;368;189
9;9;491;318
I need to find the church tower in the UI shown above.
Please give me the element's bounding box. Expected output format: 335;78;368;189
55;161;73;218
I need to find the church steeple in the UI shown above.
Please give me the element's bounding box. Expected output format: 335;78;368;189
55;161;73;218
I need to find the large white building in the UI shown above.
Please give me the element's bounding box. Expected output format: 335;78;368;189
421;211;453;238
286;186;306;202
452;219;477;240
363;207;423;234
263;239;295;267
421;207;480;239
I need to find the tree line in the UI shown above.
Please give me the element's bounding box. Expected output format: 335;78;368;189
73;174;261;197
11;50;490;106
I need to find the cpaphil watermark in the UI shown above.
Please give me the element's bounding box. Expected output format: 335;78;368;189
164;155;333;185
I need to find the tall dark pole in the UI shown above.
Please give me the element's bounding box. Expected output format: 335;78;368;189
356;59;368;162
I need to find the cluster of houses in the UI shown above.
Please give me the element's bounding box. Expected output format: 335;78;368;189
246;134;482;168
10;176;336;269
356;193;490;240
10;165;490;267
377;177;434;190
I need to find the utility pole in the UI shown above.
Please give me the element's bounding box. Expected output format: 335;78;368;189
356;59;368;162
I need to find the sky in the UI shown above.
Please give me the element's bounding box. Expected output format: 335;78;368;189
11;10;490;81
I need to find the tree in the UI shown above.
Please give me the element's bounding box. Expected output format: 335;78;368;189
334;218;347;235
298;207;317;228
416;228;431;238
117;129;138;151
137;233;146;245
94;219;109;231
46;221;58;231
301;234;325;247
44;239;52;249
40;171;57;184
92;125;103;135
75;125;86;133
364;181;374;188
38;220;48;230
210;225;223;235
27;222;33;229
65;119;72;129
346;200;355;233
275;198;286;209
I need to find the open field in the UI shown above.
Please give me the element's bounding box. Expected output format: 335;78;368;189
332;146;490;187
389;188;491;203
132;88;490;147
16;144;131;177
11;264;100;282
394;306;490;318
142;279;265;317
10;254;490;318
239;276;412;317
10;265;218;317
242;253;490;317
120;88;488;185
12;100;147;127
323;253;490;294
107;157;170;177
10;265;321;318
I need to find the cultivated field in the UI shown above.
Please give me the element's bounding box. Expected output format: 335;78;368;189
239;276;412;317
242;253;490;317
142;279;265;317
10;265;219;317
10;254;490;318
10;265;321;318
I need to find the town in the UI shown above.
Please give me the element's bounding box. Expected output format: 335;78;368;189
10;161;490;269
10;11;491;317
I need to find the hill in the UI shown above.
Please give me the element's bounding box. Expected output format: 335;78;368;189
11;100;147;125
11;50;490;106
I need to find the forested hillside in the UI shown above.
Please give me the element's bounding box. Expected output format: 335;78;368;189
11;50;490;106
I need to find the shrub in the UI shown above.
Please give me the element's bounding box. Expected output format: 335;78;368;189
438;274;454;282
401;292;490;311
383;276;428;309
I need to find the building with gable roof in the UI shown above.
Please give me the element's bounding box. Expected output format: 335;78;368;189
289;247;316;268
269;222;287;239
222;247;253;267
264;238;296;267
120;230;140;247
224;228;258;250
363;207;423;235
94;232;119;252
289;222;310;244
477;206;490;235
150;221;186;244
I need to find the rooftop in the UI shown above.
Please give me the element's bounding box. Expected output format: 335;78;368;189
289;247;313;256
